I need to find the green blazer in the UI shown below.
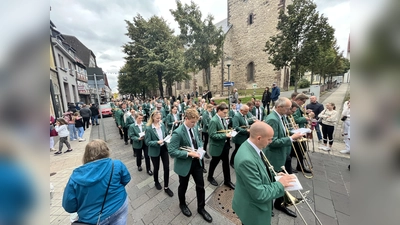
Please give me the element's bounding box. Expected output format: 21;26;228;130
292;108;307;128
208;115;229;157
115;109;130;127
201;110;212;133
251;106;266;121
125;116;135;128
262;111;292;171
164;105;171;115
232;141;285;225
165;113;180;133
232;112;249;144
167;124;204;177
228;109;236;118
128;122;146;149
144;123;168;157
246;112;256;125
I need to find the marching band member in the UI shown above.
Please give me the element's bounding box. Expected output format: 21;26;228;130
145;111;174;197
167;108;213;223
207;103;235;189
201;104;214;159
263;97;303;218
230;105;251;168
233;122;295;225
115;103;130;145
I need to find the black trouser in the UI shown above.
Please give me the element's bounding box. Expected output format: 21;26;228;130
134;144;151;171
321;123;334;145
178;159;205;210
291;142;306;169
265;102;271;115
83;117;90;130
151;145;170;187
230;143;241;166
123;127;128;143
284;154;293;174
208;140;231;182
202;132;209;152
58;136;71;152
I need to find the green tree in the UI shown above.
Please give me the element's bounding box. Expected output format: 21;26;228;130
265;0;323;92
122;14;188;98
170;0;224;91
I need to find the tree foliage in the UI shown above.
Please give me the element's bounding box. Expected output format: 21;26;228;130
120;14;189;97
265;0;340;91
170;0;224;91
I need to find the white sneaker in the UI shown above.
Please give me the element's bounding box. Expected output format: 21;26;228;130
79;138;86;142
340;149;350;154
50;148;56;151
321;146;331;151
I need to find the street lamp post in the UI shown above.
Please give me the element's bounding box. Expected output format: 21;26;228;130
226;57;232;111
88;73;107;142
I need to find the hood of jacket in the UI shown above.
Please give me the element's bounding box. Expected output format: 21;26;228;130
71;158;112;186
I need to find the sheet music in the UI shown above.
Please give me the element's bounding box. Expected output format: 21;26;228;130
274;174;303;191
164;135;172;143
196;148;206;160
231;130;238;137
139;132;145;138
290;128;311;134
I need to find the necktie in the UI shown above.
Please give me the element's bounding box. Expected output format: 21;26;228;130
243;115;248;126
221;118;226;130
259;152;273;180
189;128;198;149
257;108;260;120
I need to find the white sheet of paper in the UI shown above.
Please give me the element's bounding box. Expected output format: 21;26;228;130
274;174;303;191
196;148;206;160
290;128;311;134
139;132;145;138
164;135;171;143
231;130;238;137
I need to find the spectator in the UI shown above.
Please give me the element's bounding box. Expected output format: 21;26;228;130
67;103;77;113
261;87;271;114
79;104;92;130
89;104;100;125
306;96;324;142
50;115;57;151
62;140;131;224
54;118;73;155
270;83;281;107
340;100;350;154
73;112;86;142
318;103;338;151
236;99;242;111
231;88;239;104
63;112;77;141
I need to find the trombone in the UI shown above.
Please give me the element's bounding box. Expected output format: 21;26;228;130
286;115;314;178
259;151;307;224
217;129;233;133
281;166;323;225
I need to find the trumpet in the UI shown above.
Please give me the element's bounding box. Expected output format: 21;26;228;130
281;166;323;225
259;151;307;224
286;115;314;178
217;129;233;133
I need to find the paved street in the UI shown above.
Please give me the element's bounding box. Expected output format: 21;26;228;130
50;83;350;225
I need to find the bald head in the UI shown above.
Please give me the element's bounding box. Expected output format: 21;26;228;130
249;122;274;149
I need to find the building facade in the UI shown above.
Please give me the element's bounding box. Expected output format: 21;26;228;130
173;0;292;97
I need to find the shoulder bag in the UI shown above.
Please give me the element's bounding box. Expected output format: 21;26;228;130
72;161;114;225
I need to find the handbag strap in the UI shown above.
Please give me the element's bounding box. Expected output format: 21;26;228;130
96;161;114;225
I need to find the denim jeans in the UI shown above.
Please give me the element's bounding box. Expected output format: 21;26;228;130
91;115;99;125
315;123;322;140
68;124;78;140
99;197;128;225
77;127;84;139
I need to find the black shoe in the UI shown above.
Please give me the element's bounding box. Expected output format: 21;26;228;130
180;204;192;217
203;168;207;173
207;177;218;186
274;205;297;218
271;211;274;217
204;153;210;159
164;188;174;197
64;149;73;153
198;208;213;223
230;163;234;169
155;182;162;190
138;166;142;171
54;151;62;155
125;142;128;145
147;170;153;176
224;181;235;190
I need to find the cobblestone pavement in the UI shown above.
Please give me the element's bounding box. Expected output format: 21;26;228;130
50;83;350;225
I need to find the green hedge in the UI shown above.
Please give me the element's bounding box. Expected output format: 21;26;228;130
297;79;310;88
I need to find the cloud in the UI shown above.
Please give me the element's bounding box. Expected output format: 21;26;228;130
50;0;350;92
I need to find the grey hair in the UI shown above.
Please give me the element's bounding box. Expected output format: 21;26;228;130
275;97;289;107
240;105;249;110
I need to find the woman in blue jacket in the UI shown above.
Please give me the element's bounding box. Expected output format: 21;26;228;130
62;139;131;225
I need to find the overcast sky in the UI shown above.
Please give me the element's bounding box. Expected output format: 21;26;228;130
50;0;350;92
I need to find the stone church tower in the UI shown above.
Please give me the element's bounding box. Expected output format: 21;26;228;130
173;0;291;97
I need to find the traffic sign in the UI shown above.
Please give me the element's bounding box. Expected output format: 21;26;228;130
223;81;234;87
252;83;257;88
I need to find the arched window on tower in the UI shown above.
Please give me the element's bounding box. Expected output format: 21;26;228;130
247;62;255;82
